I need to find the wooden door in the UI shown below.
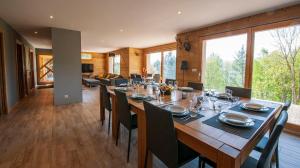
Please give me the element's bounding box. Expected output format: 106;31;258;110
0;32;7;115
16;43;27;98
29;52;35;89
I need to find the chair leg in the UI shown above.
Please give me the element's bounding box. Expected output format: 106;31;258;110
199;156;205;168
144;149;148;168
275;145;279;168
108;110;111;135
127;129;132;162
116;122;120;146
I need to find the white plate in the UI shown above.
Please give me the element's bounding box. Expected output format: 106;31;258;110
241;103;269;112
131;93;147;100
165;105;189;116
178;87;193;91
115;87;127;91
215;92;229;99
219;112;255;127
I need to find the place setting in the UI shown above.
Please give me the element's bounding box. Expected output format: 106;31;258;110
128;92;156;102
162;98;205;125
202;110;264;139
229;101;275;117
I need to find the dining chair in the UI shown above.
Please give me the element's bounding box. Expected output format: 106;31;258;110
225;86;251;98
165;79;176;86
99;83;112;134
114;89;138;162
143;101;204;168
147;73;153;78
187;82;203;91
253;100;291;168
241;110;288;168
132;77;143;83
130;73;137;79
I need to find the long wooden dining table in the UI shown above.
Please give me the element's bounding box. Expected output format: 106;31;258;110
100;86;282;168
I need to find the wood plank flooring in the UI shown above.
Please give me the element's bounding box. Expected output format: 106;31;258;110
0;87;299;168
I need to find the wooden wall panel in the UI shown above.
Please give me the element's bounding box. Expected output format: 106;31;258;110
176;4;300;87
129;48;143;75
111;48;130;78
81;52;106;77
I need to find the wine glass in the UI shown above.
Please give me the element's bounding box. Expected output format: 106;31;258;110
160;86;166;97
174;81;178;89
225;88;233;101
155;88;161;104
209;97;218;111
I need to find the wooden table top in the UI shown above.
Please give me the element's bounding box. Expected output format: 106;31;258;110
107;85;282;162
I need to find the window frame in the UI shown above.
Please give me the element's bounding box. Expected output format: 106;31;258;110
146;49;177;80
201;29;250;88
200;18;300;89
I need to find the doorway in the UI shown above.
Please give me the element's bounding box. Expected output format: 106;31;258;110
29;51;35;89
16;43;27;98
37;54;54;85
0;32;7;115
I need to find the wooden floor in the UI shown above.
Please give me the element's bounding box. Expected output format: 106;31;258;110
0;87;299;168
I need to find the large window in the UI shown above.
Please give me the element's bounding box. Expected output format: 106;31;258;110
146;50;176;80
147;52;161;75
163;50;176;80
252;24;300;125
108;55;120;74
203;33;247;92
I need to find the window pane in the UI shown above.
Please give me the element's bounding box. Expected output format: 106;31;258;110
252;25;300;125
108;57;114;73
113;55;120;75
204;34;247;92
163;50;176;80
147;52;161;74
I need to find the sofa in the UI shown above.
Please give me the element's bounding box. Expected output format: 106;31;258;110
96;74;128;86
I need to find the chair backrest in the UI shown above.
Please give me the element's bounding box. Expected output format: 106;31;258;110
135;74;142;78
132;77;143;83
225;86;251;98
187;82;203;91
257;110;288;168
114;89;132;129
153;74;161;83
114;78;128;86
282;100;291;111
147;73;153;77
165;79;176;86
143;101;178;168
130;74;136;79
99;83;111;111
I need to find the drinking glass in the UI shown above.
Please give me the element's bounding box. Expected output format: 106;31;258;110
225;88;233;101
174;81;178;89
209;97;217;111
155;89;161;104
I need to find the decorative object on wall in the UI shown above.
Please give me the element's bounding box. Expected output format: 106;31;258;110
108;52;115;57
180;60;188;85
183;41;191;52
177;36;191;52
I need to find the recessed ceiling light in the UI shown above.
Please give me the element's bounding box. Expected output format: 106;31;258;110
49;15;54;19
177;11;182;15
34;31;38;34
119;29;124;32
